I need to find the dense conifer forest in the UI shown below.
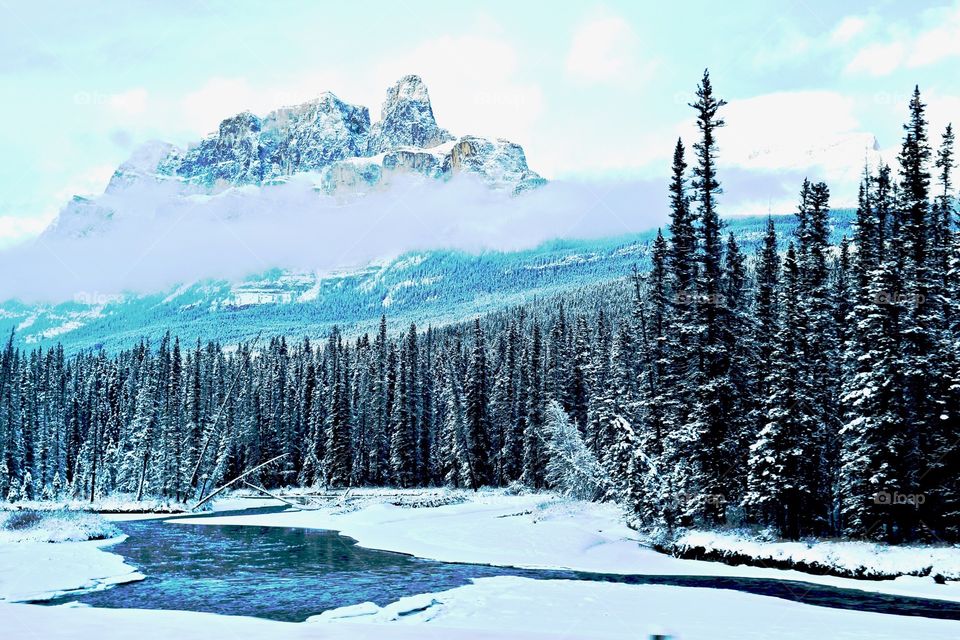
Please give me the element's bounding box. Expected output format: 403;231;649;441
2;71;958;543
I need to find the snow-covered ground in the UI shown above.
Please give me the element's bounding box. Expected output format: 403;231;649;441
6;495;189;514
0;537;143;602
2;492;960;639
312;575;960;640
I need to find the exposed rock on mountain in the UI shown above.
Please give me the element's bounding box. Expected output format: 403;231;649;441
367;75;453;154
154;75;538;194
166;93;372;187
446;136;546;193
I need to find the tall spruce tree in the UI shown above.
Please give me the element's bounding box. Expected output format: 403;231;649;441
687;68;732;524
464;320;492;488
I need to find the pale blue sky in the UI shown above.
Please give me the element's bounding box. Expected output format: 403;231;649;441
1;0;959;245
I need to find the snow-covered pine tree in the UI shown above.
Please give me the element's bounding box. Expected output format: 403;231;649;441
795;180;839;531
585;308;612;455
934;123;960;535
325;331;353;488
632;231;670;514
744;244;819;537
600;320;645;513
546;306;569;412
522;321;547;489
125;360;158;501
893;88;949;538
464;320;492;489
721;231;754;509
750;215;781;423
494;319;523;484
687;68;733;525
568;315;592;433
418;326;435;485
389;342;416;487
436;344;469;487
369;315;390;485
542;401;608;501
839;166;909;541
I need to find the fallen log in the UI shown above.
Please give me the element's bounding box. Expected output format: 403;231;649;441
189;453;288;511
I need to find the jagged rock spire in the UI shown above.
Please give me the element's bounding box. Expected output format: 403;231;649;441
368;75;453;154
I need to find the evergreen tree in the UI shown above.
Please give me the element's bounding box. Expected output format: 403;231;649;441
324;331;353;487
745;244;817;537
522;322;547;489
464;320;492;488
389;345;416;487
687;68;732;524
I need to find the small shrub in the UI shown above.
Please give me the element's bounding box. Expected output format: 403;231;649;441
4;509;43;530
503;481;528;496
0;509;120;542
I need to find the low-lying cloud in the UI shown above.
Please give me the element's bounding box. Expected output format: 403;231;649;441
1;175;673;304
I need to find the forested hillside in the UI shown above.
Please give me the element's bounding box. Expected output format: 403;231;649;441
1;71;957;544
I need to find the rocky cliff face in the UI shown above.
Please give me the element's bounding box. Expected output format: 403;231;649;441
168;93;372;187
157;75;541;194
261;93;371;181
446;136;546;193
367;75;453;154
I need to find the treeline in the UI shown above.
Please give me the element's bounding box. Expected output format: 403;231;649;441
1;71;958;543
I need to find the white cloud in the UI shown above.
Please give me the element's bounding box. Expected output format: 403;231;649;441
0;215;53;248
908;14;960;67
55;164;116;200
752;13;873;71
667;90;883;210
674;90;862;168
0;164;116;247
107;88;149;116
845;41;906;76
917;91;960;149
565;15;653;85
845;3;960;76
831;16;869;45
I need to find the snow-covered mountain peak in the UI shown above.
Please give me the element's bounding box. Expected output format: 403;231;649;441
369;74;453;154
44;75;544;238
385;74;431;106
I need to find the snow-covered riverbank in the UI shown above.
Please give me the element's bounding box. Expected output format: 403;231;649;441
3;492;960;639
0;535;143;603
0;510;144;602
668;528;960;581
